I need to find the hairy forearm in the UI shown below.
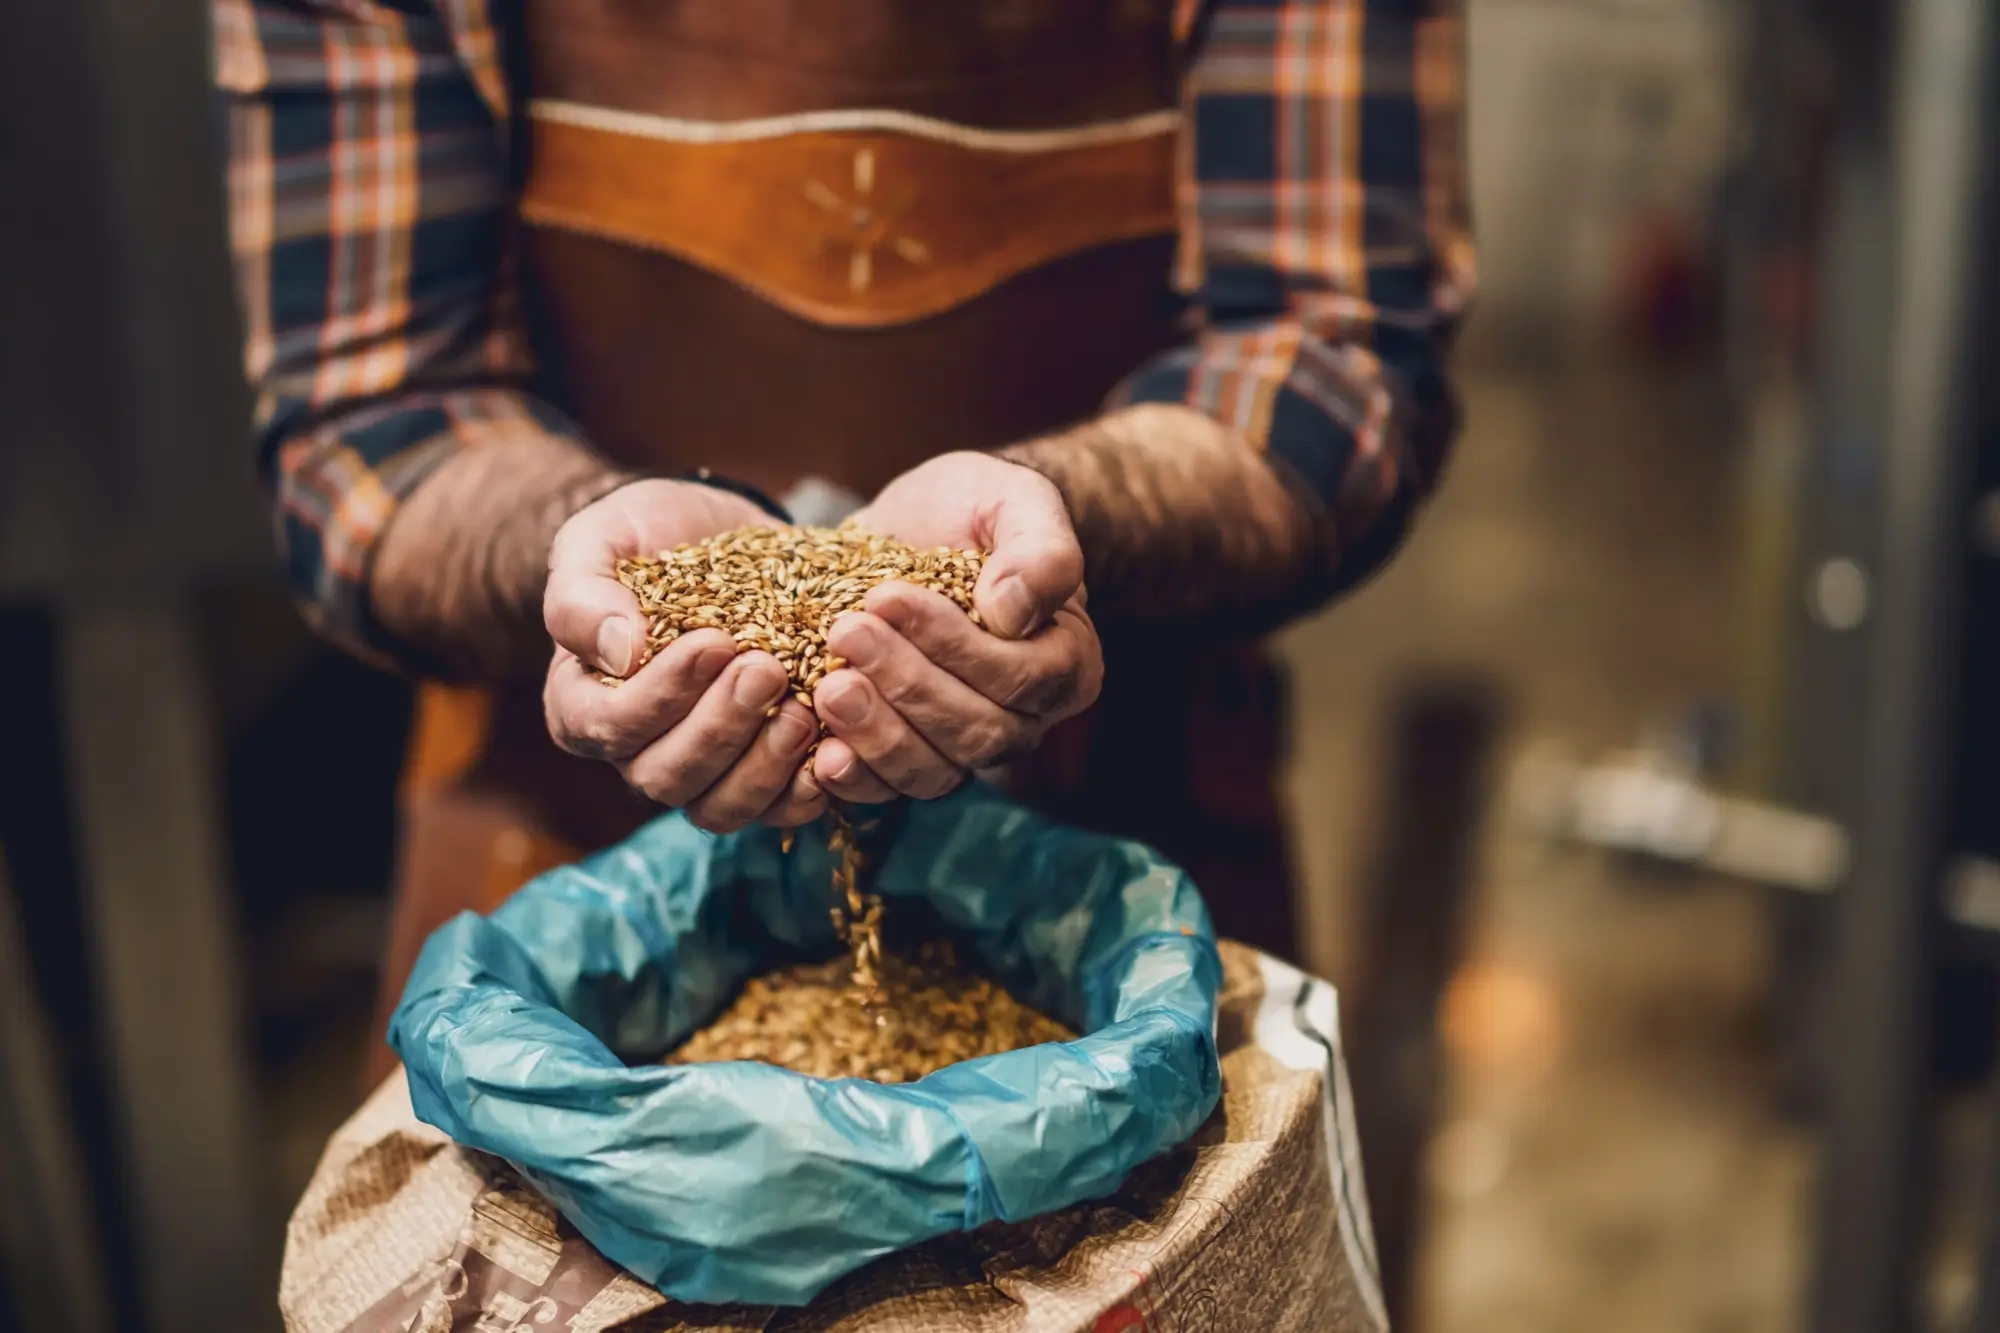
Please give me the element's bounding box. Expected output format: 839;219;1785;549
1001;404;1337;631
371;436;632;678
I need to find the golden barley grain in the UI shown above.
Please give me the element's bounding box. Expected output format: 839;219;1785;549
667;940;1075;1084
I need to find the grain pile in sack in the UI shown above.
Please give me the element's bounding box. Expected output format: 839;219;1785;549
281;788;1387;1331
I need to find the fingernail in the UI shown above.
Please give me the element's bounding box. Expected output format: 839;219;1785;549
821;751;856;785
863;582;912;626
833;614;881;667
733;661;783;708
991;576;1037;638
597;619;635;676
695;644;738;679
769;711;812;752
821;680;872;726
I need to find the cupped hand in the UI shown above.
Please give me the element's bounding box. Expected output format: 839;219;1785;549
811;452;1103;803
542;479;828;832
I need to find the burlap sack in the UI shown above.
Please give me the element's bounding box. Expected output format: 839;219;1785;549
280;943;1386;1333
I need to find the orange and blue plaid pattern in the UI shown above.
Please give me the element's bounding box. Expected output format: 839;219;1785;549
213;0;1471;664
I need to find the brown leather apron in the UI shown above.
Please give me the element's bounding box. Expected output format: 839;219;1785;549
367;0;1299;1084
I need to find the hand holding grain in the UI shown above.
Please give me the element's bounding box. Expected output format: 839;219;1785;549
815;452;1104;804
542;479;826;832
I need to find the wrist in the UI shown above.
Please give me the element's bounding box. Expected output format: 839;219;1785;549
373;443;638;680
599;477;778;540
981;445;1077;520
678;468;792;524
996;405;1318;628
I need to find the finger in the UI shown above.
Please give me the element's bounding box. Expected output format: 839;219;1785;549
543;629;739;761
816;668;964;792
810;737;901;805
860;583;1100;720
761;762;831;828
543;477;770;674
619;653;790;808
544;568;648;676
684;698;820;833
974;470;1084;639
814;670;963;801
823;609;1037;770
545;507;655;674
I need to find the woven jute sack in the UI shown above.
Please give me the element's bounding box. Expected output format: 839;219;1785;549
279;942;1387;1333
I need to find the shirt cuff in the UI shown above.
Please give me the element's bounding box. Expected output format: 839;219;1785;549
1119;358;1417;597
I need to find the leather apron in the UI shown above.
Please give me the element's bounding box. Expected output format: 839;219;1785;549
368;0;1300;1084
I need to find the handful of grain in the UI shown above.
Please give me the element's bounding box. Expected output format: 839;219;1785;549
668;939;1076;1084
613;524;984;706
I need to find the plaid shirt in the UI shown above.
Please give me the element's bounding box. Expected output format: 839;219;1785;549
214;0;1473;667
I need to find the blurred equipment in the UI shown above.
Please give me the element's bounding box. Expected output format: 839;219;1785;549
1512;732;1848;894
1508;0;2000;1325
1515;738;2000;945
1786;0;1994;1323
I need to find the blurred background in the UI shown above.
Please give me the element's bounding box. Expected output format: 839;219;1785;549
1;0;1994;1330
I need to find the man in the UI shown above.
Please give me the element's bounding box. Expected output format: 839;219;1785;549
214;0;1471;1079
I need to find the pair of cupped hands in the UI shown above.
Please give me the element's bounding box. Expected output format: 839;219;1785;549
542;452;1103;832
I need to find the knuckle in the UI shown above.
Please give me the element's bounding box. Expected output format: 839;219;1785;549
624;754;698;808
959;718;1027;770
684;802;743;835
991;669;1038;713
624;771;671;807
824;768;879;802
858;656;921;709
1038;661;1084;711
915;766;967;800
548;709;600;759
548;677;634;760
569;710;629;761
718;775;786;828
895;757;961;800
1071;653;1106;713
687;712;748;759
835;746;900;793
763;795;821;828
1051;544;1086;593
999;658;1079;715
876;675;928;715
769;719;819;761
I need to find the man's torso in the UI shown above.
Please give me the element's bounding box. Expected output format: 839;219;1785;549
511;0;1189;499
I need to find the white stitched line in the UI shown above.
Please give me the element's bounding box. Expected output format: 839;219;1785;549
529;99;1181;154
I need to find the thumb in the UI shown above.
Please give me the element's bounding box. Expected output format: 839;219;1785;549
545;570;646;676
975;471;1084;639
544;518;647;676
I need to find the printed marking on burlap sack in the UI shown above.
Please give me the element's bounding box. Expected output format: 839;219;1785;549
1091;1285;1221;1333
1108;1193;1236;1329
335;1183;628;1333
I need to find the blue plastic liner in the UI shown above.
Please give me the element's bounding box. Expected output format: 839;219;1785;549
389;784;1222;1307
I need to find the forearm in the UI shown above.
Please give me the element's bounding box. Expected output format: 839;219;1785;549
1001;404;1336;632
371;435;633;679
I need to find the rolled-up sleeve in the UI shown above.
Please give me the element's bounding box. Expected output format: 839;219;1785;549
1125;0;1475;596
214;0;593;666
